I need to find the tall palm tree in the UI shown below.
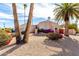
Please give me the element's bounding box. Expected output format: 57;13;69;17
3;22;5;28
12;3;22;44
47;17;51;29
24;4;27;24
54;3;79;36
75;19;78;33
23;3;34;43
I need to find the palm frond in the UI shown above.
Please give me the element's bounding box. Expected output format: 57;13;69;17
53;3;79;21
24;4;27;9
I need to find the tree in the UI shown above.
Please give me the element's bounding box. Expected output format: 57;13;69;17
24;4;27;24
54;3;79;36
23;3;34;43
12;3;22;44
47;17;52;29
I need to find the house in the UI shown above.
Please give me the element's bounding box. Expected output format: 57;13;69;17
20;20;60;33
37;20;60;30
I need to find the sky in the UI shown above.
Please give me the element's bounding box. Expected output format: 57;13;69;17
0;3;78;28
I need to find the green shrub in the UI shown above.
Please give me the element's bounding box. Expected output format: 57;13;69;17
47;33;63;40
0;30;11;46
0;28;13;33
68;24;77;31
76;29;79;33
38;29;44;33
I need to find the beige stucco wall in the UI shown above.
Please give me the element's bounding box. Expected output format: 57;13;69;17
37;21;60;30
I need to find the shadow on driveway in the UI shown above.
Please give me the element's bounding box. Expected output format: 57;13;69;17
43;36;79;56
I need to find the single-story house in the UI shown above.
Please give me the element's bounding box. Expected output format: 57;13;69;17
37;20;60;30
20;20;60;33
20;21;76;35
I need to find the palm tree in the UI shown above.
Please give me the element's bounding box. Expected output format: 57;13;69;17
3;22;5;28
24;4;27;24
54;3;79;36
47;17;51;29
12;3;22;44
75;19;78;33
23;3;34;43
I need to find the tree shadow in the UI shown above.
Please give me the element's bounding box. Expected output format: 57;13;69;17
33;33;47;36
0;44;23;56
0;43;16;51
43;36;79;56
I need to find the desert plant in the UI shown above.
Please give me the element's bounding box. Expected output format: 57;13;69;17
5;28;12;33
0;30;11;46
47;33;63;40
68;24;77;31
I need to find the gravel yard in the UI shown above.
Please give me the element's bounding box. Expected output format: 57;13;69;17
0;34;79;56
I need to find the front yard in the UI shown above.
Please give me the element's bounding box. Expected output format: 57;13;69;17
0;34;79;56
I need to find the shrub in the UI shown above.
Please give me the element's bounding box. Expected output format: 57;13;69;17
5;28;13;33
47;33;63;40
0;30;11;46
68;24;77;31
76;29;79;33
38;29;44;33
21;31;25;34
38;29;54;33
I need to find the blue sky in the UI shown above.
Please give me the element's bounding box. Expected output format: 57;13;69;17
0;3;78;28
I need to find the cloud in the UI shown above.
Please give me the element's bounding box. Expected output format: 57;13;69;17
0;20;11;23
3;3;12;8
16;3;30;16
33;3;55;19
1;3;55;20
0;12;13;19
0;3;29;21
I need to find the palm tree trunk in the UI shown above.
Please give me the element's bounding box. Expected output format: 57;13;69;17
64;20;69;36
75;19;78;34
23;3;34;43
24;5;26;24
12;3;22;44
64;12;69;36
